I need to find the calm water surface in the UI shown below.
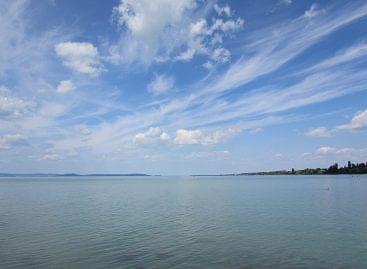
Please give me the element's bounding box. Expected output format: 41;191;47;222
0;175;367;268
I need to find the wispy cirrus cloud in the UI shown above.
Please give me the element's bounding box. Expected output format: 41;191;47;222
47;1;367;156
1;1;367;173
303;3;322;18
0;134;27;150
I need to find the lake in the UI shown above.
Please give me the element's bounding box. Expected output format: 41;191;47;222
0;175;367;268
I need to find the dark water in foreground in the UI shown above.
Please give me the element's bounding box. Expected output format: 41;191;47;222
0;175;367;269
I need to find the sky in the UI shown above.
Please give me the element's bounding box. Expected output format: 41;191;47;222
0;0;367;175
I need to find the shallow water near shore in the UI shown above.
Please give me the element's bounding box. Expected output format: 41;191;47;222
1;175;367;268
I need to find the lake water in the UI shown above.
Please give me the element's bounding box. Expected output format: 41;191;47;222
0;175;367;268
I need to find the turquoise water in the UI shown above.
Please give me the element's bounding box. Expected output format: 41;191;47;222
0;175;367;268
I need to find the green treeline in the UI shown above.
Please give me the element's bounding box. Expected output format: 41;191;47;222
324;161;367;174
235;161;367;176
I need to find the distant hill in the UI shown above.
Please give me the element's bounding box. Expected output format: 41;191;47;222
0;173;151;177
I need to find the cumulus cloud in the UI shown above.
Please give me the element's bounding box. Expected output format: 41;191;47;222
305;109;367;137
305;127;332;137
134;126;170;143
147;74;174;95
57;80;75;94
316;146;336;155
0;86;34;118
210;47;231;63
214;4;231;17
160;132;170;141
174;127;237;145
111;0;195;65
337;109;367;131
111;0;244;67
0;134;27;150
175;15;244;65
55;42;104;76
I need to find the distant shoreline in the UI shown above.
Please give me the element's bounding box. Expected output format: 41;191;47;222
1;161;366;177
192;161;367;176
0;173;153;177
191;173;366;177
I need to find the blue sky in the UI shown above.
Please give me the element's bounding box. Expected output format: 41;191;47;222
0;0;367;175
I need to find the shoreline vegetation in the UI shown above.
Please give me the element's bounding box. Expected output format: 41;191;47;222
1;162;366;177
192;161;367;176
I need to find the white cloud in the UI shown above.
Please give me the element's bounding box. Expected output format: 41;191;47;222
316;146;336;155
111;0;244;66
133;126;170;143
147;74;174;95
146;126;162;137
0;0;66;84
57;80;75;94
55;42;104;76
1;1;366;174
160;132;170;141
133;133;146;144
203;61;214;70
304;3;321;18
315;146;367;158
174;127;237;145
210;47;231;63
112;0;196;65
0;134;27;150
305;109;367;137
174;129;202;145
175;48;196;61
306;127;332;137
209;18;244;33
45;2;367;163
176;16;243;65
0;86;34;118
214;4;231;17
337;109;367;131
304;42;367;73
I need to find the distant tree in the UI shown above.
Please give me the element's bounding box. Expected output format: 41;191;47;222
291;168;295;174
348;161;352;169
327;163;338;174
